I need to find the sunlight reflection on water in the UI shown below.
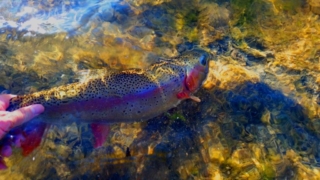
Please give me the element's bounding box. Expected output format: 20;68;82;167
0;0;117;36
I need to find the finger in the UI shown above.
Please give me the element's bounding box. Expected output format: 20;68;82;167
0;127;8;140
7;104;45;128
0;94;16;111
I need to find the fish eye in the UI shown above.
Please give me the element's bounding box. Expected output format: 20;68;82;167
199;54;207;66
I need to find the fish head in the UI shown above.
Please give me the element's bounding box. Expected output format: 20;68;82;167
180;49;211;93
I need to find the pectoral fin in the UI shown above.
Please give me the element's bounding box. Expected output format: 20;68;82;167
76;68;112;83
177;91;201;102
189;95;201;102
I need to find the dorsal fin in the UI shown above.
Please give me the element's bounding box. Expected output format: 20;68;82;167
121;68;144;74
75;68;114;83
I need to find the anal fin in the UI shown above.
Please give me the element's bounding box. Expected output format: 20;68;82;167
91;124;110;148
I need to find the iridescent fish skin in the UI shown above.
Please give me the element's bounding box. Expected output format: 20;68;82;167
7;49;210;124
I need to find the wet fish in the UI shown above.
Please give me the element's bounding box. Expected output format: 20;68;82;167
8;49;210;123
2;49;210;161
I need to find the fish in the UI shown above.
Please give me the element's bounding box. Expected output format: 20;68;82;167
8;49;210;123
0;49;210;169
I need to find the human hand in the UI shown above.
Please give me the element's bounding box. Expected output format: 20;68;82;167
0;94;44;169
0;94;44;139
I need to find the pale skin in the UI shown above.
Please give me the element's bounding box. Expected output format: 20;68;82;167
0;94;44;139
0;94;44;169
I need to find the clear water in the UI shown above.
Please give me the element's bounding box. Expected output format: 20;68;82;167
0;0;320;179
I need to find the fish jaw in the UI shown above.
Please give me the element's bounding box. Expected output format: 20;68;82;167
176;49;210;102
176;63;209;102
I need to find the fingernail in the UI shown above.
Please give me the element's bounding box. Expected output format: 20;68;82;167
31;104;44;114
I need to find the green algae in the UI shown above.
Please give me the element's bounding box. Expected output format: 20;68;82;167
231;0;258;26
273;0;305;13
166;112;187;122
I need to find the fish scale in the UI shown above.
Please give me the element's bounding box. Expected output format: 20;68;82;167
0;49;210;166
8;49;210;124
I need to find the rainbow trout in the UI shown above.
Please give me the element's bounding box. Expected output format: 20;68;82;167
8;49;210;124
1;49;210;161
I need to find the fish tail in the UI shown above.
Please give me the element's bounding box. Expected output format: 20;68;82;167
20;121;48;156
0;121;48;169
